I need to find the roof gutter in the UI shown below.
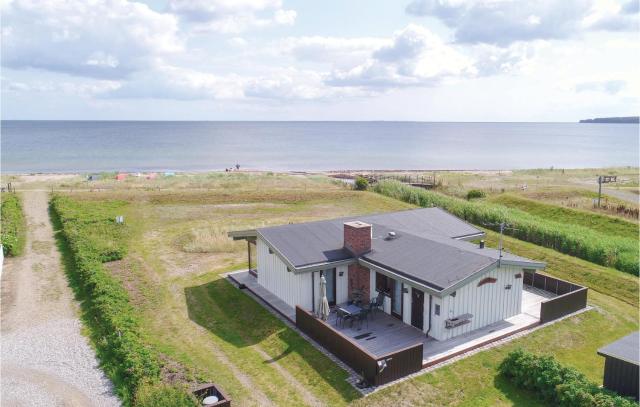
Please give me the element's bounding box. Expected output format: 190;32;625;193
453;231;486;241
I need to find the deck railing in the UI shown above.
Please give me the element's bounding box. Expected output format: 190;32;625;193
524;271;588;323
295;306;423;386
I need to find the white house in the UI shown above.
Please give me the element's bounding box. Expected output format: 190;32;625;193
230;208;545;342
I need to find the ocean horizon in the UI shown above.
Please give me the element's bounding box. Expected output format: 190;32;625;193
2;120;638;173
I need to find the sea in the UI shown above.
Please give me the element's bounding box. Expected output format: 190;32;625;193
1;121;638;173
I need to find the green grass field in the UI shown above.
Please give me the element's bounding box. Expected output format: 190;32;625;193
488;194;638;240
47;173;639;406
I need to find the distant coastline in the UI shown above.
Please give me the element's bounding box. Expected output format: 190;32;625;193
579;116;639;124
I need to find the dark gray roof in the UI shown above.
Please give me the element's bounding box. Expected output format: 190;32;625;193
255;208;544;292
363;225;494;290
257;208;483;268
598;332;640;365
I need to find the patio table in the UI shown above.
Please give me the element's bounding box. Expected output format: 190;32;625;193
338;303;363;316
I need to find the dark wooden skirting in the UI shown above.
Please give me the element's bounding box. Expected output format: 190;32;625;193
524;271;588;324
295;306;423;386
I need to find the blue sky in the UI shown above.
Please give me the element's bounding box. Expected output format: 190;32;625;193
1;0;638;121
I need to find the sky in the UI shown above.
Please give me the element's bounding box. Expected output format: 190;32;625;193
1;0;639;121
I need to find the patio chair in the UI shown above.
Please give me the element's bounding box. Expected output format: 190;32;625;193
336;309;352;328
368;292;384;317
356;309;369;329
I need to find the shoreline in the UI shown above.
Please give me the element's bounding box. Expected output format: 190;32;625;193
2;166;638;178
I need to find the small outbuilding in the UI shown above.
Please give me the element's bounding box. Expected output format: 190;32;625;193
597;331;639;400
115;173;128;181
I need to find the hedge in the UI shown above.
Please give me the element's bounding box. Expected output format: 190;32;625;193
51;195;192;405
1;193;26;256
500;349;636;407
373;181;639;275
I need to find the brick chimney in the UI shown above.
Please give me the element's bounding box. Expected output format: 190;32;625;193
343;221;372;256
344;221;372;302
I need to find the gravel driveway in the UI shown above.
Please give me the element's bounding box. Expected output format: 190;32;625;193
1;191;120;407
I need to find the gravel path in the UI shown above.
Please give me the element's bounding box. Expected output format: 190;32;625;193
1;191;120;407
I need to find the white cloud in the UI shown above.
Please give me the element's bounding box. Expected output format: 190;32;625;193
405;0;638;45
326;25;476;88
105;65;244;100
167;0;296;33
245;68;367;100
575;79;627;94
276;36;387;66
1;0;182;79
2;78;121;96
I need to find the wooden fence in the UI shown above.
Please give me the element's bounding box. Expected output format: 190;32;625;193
295;306;423;386
524;271;588;324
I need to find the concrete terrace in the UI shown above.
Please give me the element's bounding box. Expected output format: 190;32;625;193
228;270;550;364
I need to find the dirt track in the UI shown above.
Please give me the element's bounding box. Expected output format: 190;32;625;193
1;191;120;406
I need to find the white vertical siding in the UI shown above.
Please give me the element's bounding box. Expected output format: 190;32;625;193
429;265;524;341
256;238;312;310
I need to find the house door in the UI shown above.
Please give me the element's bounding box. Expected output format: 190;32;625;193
324;268;336;306
411;288;424;330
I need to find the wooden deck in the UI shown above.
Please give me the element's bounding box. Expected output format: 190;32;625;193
327;310;424;358
229;270;547;365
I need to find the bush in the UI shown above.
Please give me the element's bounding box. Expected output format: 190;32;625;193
1;193;26;256
500;349;636;407
354;176;369;191
373;181;639;275
466;189;486;200
51;195;195;405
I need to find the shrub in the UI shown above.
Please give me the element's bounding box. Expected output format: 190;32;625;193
500;349;636;407
51;195;193;405
354;176;369;191
373;181;639;275
466;189;486;200
1;193;26;256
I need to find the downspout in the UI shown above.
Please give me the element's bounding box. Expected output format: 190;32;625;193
312;271;315;313
426;294;433;337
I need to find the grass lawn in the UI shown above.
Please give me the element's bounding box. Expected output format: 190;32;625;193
65;174;413;406
487;194;638;240
55;173;638;406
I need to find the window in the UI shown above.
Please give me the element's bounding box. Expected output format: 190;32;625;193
434;304;440;316
376;273;392;293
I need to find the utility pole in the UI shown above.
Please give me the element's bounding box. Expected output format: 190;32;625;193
597;175;602;208
498;222;505;268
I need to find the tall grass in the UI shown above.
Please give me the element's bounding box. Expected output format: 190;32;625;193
488;194;638;240
51;195;195;406
374;181;639;275
1;193;26;256
179;226;243;253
